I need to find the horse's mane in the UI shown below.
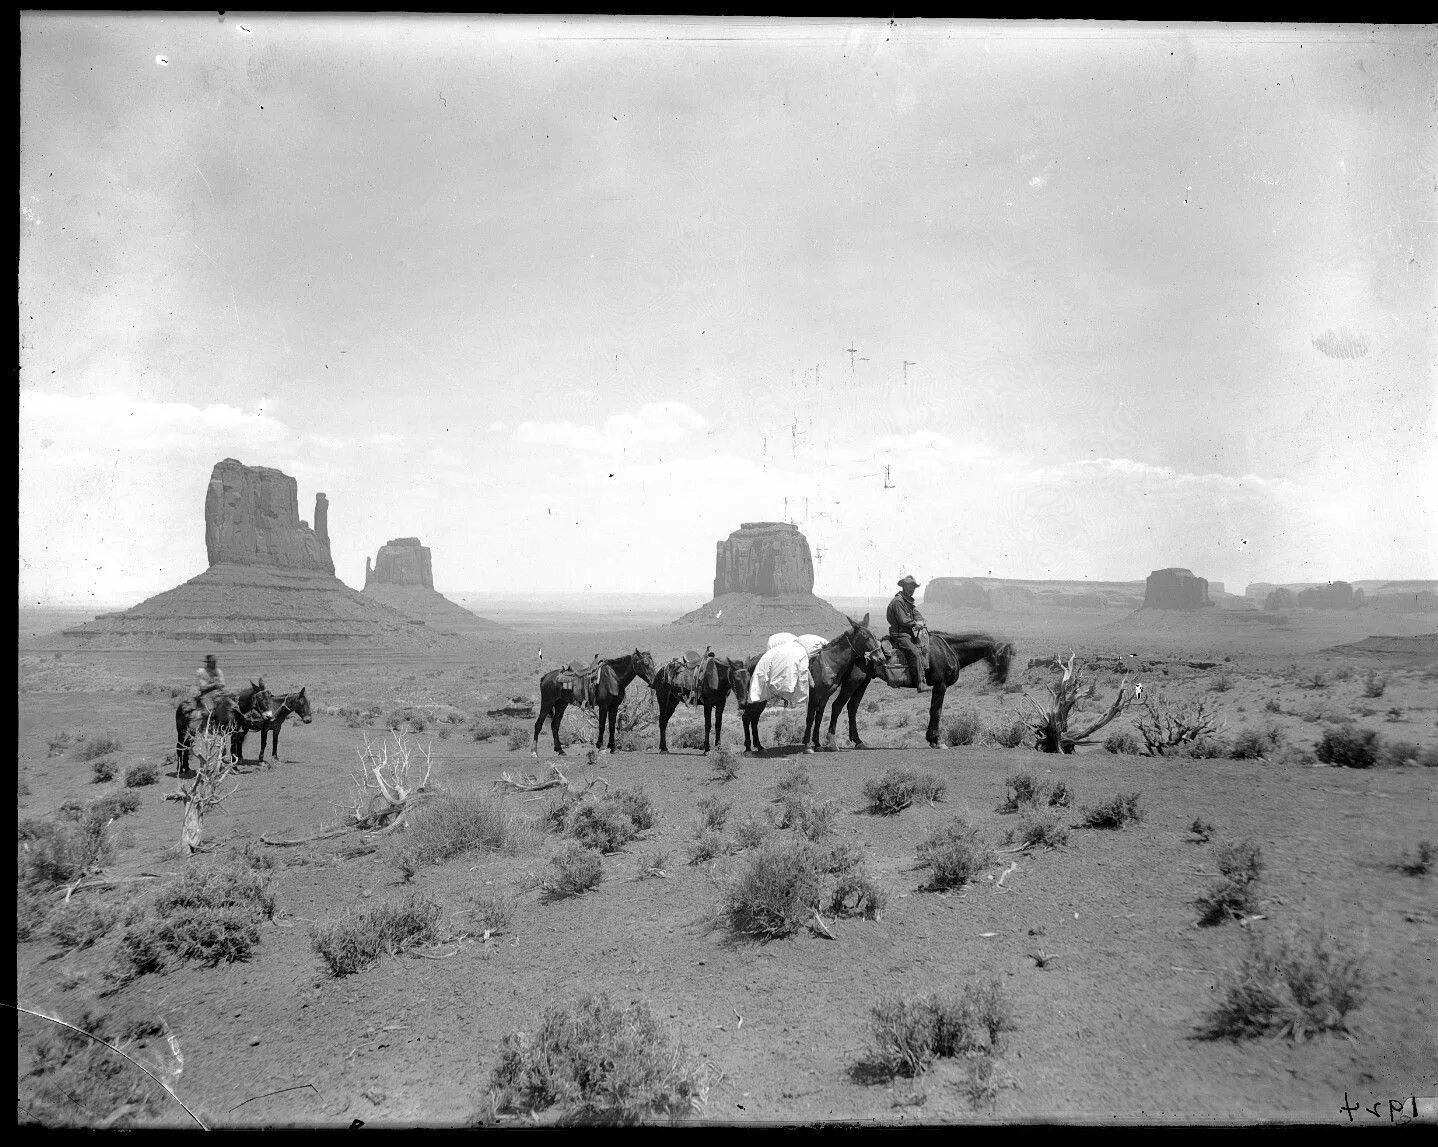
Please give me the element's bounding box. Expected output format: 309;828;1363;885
929;631;1004;648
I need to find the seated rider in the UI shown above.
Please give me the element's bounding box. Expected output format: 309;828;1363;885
191;654;226;717
887;576;930;694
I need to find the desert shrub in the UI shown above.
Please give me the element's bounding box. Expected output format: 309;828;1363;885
1302;671;1327;689
1080;791;1143;829
1315;726;1380;768
671;723;707;750
1378;740;1424;768
124;760;160;787
634;850;673;880
696;795;731;831
386;706;430;734
19;1014;164;1128
940;708;983;747
90;756;119;783
819;840;864;875
987;718;1028;749
483;992;708;1123
722;837;825;938
1196;840;1263;925
566;802;639;854
89;791;142;822
545;845;604;898
1190;818;1216;841
1210;673;1235;693
46;731;79;757
1270;743;1315;768
709;744;739;782
76;734;122;762
879;709;911;729
310;893;442;977
687;828;725;865
1007;808;1069;849
774;792;837;841
18;811;113;889
865;699;882;712
1331;665;1353;682
1199;926;1367;1040
1264;698;1282;714
1361;671;1387;698
17;885;52;941
1000;771;1068;812
1421;747;1438;768
767;713;804;744
406;791;532;866
1230;722;1285;760
468;717;507;742
609;787;656;831
862;767;946;815
864;980;1016;1078
774;762;812;797
1047;780;1074;807
1104;729;1141;755
47;898;119;950
507;728;530;751
916;817;993;890
469;890;516;934
1395;841;1434;876
1136;694;1226;756
228;839;275;872
830;872;885;919
118;864;278;975
732;816;772;851
1178;733;1231;759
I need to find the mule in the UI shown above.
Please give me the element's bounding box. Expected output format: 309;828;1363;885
174;684;272;774
799;614;884;752
531;649;657;757
826;631;1015;749
234;686;313;764
728;653;766;753
654;649;740;753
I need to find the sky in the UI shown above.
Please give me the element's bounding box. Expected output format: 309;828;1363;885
19;16;1438;606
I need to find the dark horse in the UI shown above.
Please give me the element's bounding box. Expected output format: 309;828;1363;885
234;686;313;764
532;649;657;757
653;650;741;753
730;615;883;755
174;683;273;774
826;631;1015;749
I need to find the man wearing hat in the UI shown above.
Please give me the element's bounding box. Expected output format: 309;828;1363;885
888;576;930;693
191;653;226;718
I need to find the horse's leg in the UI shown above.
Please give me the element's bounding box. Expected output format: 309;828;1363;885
551;701;569;755
702;703;713;753
711;696;725;750
657;692;677;753
848;681;870;746
827;683;848;744
607;702;619;754
926;682;948;747
532;694;551;757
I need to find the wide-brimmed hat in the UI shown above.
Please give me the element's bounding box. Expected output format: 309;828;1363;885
897;575;920;588
204;654;217;665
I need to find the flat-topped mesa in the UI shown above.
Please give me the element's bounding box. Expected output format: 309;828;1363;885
204;458;334;574
714;521;815;597
365;537;434;590
1142;567;1214;610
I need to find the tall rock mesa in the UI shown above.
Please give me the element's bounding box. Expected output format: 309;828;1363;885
204;458;335;573
1142;567;1213;610
713;522;815;597
365;538;435;590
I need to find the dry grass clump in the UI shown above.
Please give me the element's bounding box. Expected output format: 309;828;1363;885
767;713;805;744
1314;726;1380;768
124;760;160;787
47;730;80;757
1080;791;1143;829
1006;808;1069;849
310;892;442;977
773;792;838;841
940;708;983;747
482;992;709;1124
75;733;123;762
1103;728;1141;755
916;817;993;890
402;790;535;867
672;723;708;750
709;744;740;782
468;889;516;934
545;844;604;898
47;898;120;950
552;787;655;855
863;979;1016;1078
1229;722;1285;760
18;1012;166;1128
774;762;812;797
862;767;947;815
1199;926;1367;1041
1361;670;1387;698
1394;840;1434;876
1000;771;1070;813
18;807;116;889
119;864;278;976
696;795;731;831
1196;840;1263;925
986;718;1028;748
722;838;825;938
91;756;120;783
687;828;725;865
731;815;773;851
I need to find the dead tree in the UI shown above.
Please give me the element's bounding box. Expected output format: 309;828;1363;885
1134;692;1226;756
164;728;240;854
1023;652;1142;754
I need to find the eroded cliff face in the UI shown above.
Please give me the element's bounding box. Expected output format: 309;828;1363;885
1142;568;1213;610
365;538;434;590
204;459;334;574
713;522;815;597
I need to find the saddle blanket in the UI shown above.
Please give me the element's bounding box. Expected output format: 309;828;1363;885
749;639;812;707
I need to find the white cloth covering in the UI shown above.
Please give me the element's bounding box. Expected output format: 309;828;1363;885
749;639;812;708
767;632;799;650
795;634;828;656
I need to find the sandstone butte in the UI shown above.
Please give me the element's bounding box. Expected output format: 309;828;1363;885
923;576;1147;613
60;459;464;647
1141;567;1215;611
673;521;850;634
362;537;502;633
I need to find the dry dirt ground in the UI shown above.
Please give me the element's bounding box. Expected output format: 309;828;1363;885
15;608;1438;1127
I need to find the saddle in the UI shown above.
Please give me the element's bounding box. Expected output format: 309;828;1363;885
558;658;602;708
876;637;914;688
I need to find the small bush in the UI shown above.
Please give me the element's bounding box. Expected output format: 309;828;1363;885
732;816;772;851
1395;841;1434;876
709;745;739;782
609;787;656;831
830;872;885;919
469;890;516;934
672;724;707;750
47;898;119;950
722;837;825;938
124;760;160;787
484;992;708;1123
1178;733;1231;759
1103;728;1141;755
1378;740;1423;768
89;790;142;822
1315;726;1380;769
940;708;983;747
545;845;603;898
1190;818;1216;842
1210;673;1235;693
406;791;532;865
386;706;430;734
566;802;639;854
1199;926;1367;1040
687;828;725;865
862;768;947;815
507;728;530;751
767;713;804;744
468;717;507;742
18;812;113;889
916;817;992;890
19;1015;164;1127
1047;779;1074;808
864;980;1016;1078
1230;722;1285;760
90;756;119;783
1302;671;1327;690
75;734;122;762
987;718;1028;749
1264;699;1282;714
117;864;278;976
696;795;731;831
635;850;673;879
774;792;838;840
46;731;78;757
1001;771;1068;812
1081;791;1143;829
1007;808;1069;849
310;893;442;977
1196;840;1263;925
774;762;812;797
1361;671;1387;698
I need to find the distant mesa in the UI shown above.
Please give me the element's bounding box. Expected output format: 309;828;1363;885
1255;579;1435;614
675;521;848;634
1141;568;1214;611
59;459;461;647
362;537;502;633
923;576;1145;612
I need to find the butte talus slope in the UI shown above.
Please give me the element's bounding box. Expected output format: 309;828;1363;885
362;537;503;634
59;459;460;648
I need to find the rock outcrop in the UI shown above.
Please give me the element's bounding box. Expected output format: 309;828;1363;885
923;578;991;610
1142;568;1214;611
1264;588;1296;610
361;536;501;633
205;458;334;573
923;576;1145;612
1296;581;1364;610
714;522;814;597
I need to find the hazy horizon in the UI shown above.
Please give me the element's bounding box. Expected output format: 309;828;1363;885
20;17;1437;605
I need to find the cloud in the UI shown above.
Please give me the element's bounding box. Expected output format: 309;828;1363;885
515;401;707;454
20;390;291;458
1311;328;1370;359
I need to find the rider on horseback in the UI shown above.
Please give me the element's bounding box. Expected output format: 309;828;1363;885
191;654;226;717
888;576;930;694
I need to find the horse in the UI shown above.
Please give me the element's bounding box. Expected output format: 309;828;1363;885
653;649;741;753
174;684;273;775
826;630;1015;749
728;653;766;753
531;649;657;757
234;686;313;765
799;613;884;752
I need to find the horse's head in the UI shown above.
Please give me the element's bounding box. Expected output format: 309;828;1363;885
844;612;882;660
987;640;1015;685
244;683;275;726
727;659;752;704
291;686;313;724
632;649;657;686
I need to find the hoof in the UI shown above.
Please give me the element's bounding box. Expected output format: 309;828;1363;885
555;748;567;756
803;747;814;755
